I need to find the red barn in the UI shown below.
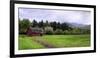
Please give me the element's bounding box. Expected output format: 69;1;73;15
26;27;44;36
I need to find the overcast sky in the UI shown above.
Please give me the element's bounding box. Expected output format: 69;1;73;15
19;8;91;25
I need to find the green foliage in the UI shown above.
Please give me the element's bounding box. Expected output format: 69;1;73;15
19;18;90;35
71;28;81;34
19;19;31;34
50;21;57;31
44;26;54;35
32;20;38;27
55;29;63;34
63;30;71;34
61;23;68;31
81;29;90;34
38;20;44;28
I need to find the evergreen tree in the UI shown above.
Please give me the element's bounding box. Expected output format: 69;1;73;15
32;19;38;27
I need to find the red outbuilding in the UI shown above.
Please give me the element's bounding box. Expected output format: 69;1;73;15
26;27;44;36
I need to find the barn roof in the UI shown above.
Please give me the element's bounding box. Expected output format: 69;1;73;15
29;27;43;32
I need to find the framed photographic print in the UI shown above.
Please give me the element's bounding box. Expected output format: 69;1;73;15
10;1;96;57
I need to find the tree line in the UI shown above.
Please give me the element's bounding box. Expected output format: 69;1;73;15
19;18;90;35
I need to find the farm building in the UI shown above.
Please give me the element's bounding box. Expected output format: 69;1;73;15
26;27;44;36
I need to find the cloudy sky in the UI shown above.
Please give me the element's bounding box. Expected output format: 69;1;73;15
19;8;91;25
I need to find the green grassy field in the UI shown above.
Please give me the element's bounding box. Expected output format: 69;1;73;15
43;35;90;47
18;35;45;50
19;34;90;50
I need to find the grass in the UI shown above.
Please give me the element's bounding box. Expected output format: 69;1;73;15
42;35;90;47
18;35;45;50
19;34;90;50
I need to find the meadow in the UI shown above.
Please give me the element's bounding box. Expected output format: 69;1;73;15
19;34;90;50
18;35;45;50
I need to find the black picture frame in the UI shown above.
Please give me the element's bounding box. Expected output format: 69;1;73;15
10;1;96;58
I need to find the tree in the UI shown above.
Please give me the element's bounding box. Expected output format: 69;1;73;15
38;20;44;28
32;19;38;27
81;29;90;34
50;21;57;31
55;29;63;34
61;23;67;31
19;19;31;34
56;22;61;29
44;26;54;35
44;20;50;27
71;28;81;34
63;30;70;34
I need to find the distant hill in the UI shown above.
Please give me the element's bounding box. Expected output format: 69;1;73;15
67;23;90;29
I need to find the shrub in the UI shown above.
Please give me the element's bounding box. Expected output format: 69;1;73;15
55;29;63;35
63;30;69;34
44;26;54;35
